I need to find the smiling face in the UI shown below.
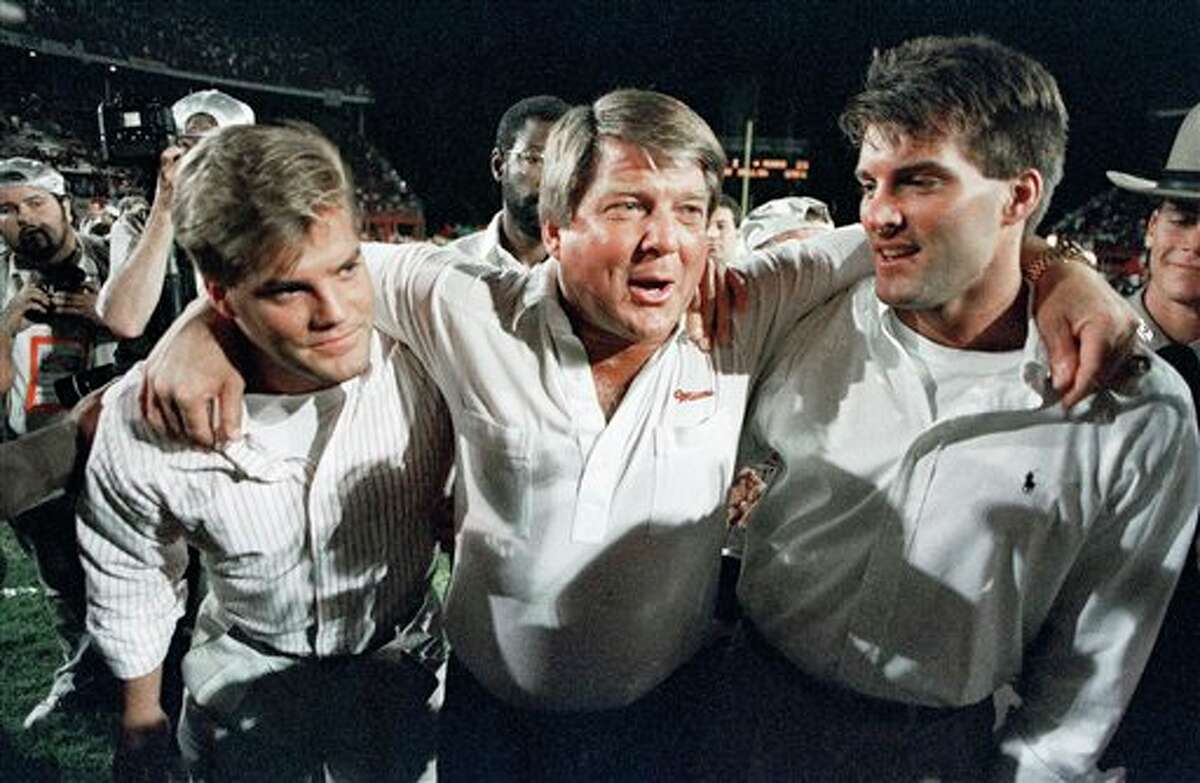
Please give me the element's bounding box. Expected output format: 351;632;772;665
1146;200;1200;309
543;137;711;350
856;126;1032;332
207;205;373;394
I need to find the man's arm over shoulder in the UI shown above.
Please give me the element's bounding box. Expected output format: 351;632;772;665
994;379;1200;781
77;370;189;681
362;240;491;372
731;225;872;358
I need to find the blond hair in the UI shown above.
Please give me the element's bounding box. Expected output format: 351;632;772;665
173;122;354;287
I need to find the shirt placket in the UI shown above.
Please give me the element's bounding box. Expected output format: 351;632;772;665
305;377;365;656
837;324;939;690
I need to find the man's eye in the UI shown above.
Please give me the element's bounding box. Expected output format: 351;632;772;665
908;177;941;190
608;201;644;215
858;181;876;197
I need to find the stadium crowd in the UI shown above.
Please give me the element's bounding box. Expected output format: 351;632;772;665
2;14;1200;783
20;0;369;93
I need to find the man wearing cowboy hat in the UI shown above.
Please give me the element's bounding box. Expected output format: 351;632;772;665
98;89;255;365
1102;101;1200;780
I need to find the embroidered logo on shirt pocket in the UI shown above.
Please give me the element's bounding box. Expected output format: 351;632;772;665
457;409;532;541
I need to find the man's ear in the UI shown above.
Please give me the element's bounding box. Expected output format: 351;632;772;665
542;219;562;258
1002;168;1044;227
1145;208;1161;250
205;280;235;321
490;148;504;184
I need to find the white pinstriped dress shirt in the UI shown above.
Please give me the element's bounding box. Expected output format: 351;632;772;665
78;333;453;680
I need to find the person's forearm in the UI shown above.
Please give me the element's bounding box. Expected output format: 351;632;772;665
97;205;175;338
0;418;77;517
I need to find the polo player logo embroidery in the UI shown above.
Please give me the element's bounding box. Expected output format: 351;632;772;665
673;389;714;402
1022;471;1037;494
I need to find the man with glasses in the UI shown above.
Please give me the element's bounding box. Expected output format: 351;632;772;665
450;95;570;270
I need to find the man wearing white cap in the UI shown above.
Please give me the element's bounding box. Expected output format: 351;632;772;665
1101;101;1200;780
739;195;835;251
99;89;254;363
0;155;118;727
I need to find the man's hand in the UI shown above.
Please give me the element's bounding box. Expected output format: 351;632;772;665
1;284;50;334
140;300;244;447
49;282;101;323
687;256;749;351
154;145;186;207
113;705;174;783
1030;253;1143;408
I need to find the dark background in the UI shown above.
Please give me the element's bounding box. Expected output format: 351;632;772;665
194;0;1200;228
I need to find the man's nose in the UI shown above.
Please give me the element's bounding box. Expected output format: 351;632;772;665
861;191;903;237
642;209;682;255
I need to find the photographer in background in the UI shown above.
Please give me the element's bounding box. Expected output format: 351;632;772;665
0;156;119;729
99;89;254;367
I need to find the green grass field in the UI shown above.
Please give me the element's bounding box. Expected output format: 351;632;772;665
1;524;112;782
0;529;452;782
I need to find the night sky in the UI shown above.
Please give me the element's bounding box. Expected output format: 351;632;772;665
216;0;1200;230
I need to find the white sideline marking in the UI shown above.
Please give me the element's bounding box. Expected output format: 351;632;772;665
1;586;40;598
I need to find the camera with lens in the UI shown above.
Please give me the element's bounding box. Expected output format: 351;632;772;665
98;101;177;162
25;264;87;324
54;364;120;407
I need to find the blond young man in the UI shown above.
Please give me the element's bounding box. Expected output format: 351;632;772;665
79;124;451;781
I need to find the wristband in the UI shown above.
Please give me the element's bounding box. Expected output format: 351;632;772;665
1022;238;1087;284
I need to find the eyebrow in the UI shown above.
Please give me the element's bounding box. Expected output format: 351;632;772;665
856;160;954;180
252;246;361;296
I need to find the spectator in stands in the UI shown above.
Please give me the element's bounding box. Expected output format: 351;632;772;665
706;193;742;264
729;36;1197;781
0;156;117;729
99;89;254;368
1101;100;1200;779
450;95;570;269
79;123;450;782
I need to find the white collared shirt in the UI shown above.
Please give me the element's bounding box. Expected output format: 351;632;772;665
78;333;453;679
738;278;1200;781
448;211;529;272
1127;286;1200;358
364;226;871;709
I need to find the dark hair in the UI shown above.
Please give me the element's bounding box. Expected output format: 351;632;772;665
495;95;571;152
840;35;1068;231
716;194;742;226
